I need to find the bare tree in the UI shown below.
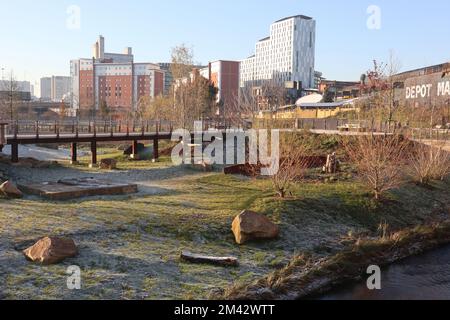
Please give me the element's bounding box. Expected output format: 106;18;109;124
260;80;287;112
172;67;217;129
267;133;311;198
344;134;408;200
137;95;174;121
170;44;194;80
359;53;402;130
432;145;450;181
0;71;21;121
223;87;258;128
408;142;450;185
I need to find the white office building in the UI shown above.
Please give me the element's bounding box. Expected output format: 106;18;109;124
240;15;316;90
51;76;71;102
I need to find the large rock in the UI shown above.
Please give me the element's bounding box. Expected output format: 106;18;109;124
0;180;23;198
100;158;117;170
23;237;78;265
231;210;279;245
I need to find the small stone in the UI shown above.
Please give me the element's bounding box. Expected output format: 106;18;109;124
0;180;23;198
100;158;117;170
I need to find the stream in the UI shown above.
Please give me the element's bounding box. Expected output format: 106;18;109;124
319;245;450;300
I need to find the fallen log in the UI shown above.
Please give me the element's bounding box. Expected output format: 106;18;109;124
180;251;238;267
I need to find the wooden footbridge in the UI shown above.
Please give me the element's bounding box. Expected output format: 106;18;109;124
0;120;175;165
0;119;447;165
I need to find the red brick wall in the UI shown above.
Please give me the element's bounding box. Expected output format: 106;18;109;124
220;61;240;107
99;75;133;109
154;71;164;97
79;70;94;109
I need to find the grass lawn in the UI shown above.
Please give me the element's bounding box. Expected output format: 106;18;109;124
1;147;449;300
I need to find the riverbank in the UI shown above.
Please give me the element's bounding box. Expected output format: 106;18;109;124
221;218;450;300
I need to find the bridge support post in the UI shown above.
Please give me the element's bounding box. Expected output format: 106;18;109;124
152;138;159;162
11;143;19;163
89;141;98;168
70;143;78;165
130;140;139;160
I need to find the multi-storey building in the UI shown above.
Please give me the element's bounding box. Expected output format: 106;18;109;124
0;80;31;93
159;62;208;95
40;76;70;102
40;77;52;101
70;36;165;115
200;60;240;108
240;15;316;91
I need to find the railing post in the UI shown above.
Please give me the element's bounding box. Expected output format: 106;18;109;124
126;120;130;136
152;138;159;162
110;118;113;137
11;142;19;163
76;120;79;138
71;143;78;165
93;120;97;137
14;120;18;139
90;140;97;167
35;120;39;139
57;121;60;138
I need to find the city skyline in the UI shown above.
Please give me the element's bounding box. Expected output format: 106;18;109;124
1;0;450;87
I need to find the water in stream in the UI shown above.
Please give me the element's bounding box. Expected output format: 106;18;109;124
320;245;450;300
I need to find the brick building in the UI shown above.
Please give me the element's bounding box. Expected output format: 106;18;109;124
199;60;240;110
70;36;164;117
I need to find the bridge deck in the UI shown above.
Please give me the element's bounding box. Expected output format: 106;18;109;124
5;132;173;144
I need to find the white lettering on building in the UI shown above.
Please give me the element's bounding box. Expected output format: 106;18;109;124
437;81;450;96
406;84;433;99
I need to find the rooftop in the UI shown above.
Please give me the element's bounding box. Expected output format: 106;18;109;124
274;15;313;23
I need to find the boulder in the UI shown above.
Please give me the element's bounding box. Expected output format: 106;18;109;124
23;237;78;265
231;210;279;245
0;180;23;198
100;158;117;170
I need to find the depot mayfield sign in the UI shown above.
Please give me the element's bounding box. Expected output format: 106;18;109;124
406;80;450;100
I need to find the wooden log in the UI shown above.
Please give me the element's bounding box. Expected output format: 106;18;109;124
180;251;238;267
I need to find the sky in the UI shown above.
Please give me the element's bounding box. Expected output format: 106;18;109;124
1;0;449;92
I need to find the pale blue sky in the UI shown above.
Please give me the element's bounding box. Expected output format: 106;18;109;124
1;0;449;86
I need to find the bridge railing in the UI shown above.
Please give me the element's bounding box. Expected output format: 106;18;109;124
5;119;175;138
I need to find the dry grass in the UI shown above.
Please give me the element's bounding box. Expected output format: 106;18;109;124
408;142;450;185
